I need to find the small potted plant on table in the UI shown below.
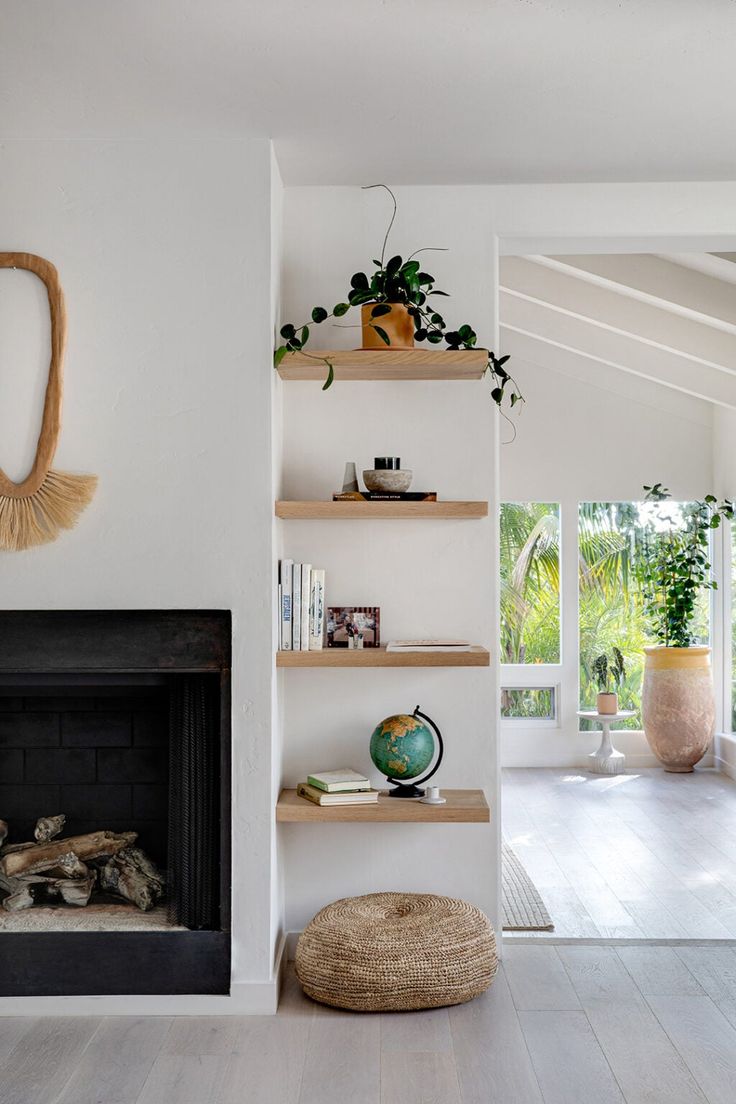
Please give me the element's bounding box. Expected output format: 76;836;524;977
638;483;733;772
592;648;626;715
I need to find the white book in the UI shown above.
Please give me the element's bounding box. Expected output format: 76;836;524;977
292;563;301;650
386;639;472;652
277;582;282;643
280;560;293;651
300;564;312;651
309;568;326;650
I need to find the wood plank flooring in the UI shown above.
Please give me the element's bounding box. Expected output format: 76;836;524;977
2;767;735;1102
503;766;736;940
2;952;736;1102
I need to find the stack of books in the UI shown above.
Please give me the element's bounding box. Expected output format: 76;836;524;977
296;768;379;807
278;560;325;651
333;491;437;502
386;639;472;652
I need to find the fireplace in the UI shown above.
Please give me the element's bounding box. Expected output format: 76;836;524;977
0;611;231;996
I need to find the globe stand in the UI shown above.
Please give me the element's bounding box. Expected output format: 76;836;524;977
385;706;444;798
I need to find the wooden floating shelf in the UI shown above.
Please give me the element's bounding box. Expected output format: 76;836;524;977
276;788;490;823
276;348;488;381
275;500;488;519
276;646;490;668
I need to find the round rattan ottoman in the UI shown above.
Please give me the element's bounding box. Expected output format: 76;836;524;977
295;892;498;1012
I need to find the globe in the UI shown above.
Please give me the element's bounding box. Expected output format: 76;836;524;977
370;711;436;782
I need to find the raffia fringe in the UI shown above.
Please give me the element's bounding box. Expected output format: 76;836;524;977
0;470;98;552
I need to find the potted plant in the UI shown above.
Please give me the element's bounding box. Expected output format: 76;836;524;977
274;185;524;418
592;648;626;714
637;483;733;772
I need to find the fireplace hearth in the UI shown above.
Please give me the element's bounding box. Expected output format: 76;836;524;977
0;611;231;996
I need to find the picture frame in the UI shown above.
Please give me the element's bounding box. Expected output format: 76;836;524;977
326;606;381;649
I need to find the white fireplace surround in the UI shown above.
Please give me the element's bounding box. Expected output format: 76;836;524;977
1;139;736;1013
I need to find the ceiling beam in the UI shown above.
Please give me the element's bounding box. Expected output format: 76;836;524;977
500;291;736;409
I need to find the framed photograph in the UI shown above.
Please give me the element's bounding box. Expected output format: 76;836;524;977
327;606;381;649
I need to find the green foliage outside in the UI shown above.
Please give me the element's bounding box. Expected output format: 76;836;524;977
500;500;711;728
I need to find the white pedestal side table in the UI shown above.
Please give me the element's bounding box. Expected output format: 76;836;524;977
578;710;635;775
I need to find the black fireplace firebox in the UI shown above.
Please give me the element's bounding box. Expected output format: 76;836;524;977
0;611;232;996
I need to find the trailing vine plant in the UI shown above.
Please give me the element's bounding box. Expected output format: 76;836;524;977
637;483;734;647
274;185;524;424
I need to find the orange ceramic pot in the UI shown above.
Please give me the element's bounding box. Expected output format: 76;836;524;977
596;692;618;715
641;646;714;772
361;303;414;349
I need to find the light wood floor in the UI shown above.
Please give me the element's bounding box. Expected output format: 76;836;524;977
503;766;736;940
2;951;736;1102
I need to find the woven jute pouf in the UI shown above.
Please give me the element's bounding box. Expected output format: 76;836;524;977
295;892;498;1012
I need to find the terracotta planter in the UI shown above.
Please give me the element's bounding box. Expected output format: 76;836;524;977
596;692;618;715
361;303;414;350
641;646;714;772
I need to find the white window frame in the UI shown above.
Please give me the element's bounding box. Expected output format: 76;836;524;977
500;675;561;729
499;500;563;730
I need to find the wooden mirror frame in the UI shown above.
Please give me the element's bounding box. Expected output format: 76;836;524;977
0;253;66;498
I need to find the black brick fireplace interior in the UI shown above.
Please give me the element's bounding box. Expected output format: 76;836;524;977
0;686;170;865
0;611;231;997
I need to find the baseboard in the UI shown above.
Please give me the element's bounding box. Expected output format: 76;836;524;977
0;931;289;1017
716;755;736;782
714;733;736;781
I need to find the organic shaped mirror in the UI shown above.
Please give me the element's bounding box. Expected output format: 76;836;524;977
0;253;96;551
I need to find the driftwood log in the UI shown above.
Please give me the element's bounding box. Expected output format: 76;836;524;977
98;847;165;912
0;815;163;917
0;830;137;878
0;868;95;911
34;814;66;842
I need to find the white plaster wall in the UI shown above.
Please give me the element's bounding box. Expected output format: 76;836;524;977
277;183;736;937
500;351;715;768
278;187;500;934
0;139;276;987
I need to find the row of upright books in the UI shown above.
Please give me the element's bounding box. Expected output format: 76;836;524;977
278;560;325;651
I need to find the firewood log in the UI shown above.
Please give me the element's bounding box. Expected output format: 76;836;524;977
0;871;36;911
45;852;89;880
0;831;137;878
0;820;7;848
0;868;96;910
98;847;165;912
0;841;36;857
52;873;95;907
34;814;66;843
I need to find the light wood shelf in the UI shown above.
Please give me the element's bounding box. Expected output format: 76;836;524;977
276;348;488;381
276;646;490;668
276;788;490;823
275;500;488;519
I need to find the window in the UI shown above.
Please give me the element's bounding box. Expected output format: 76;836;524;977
578;501;709;729
501;687;557;721
500;503;560;664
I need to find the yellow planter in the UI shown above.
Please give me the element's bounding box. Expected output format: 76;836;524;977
641;646;714;772
361;303;415;349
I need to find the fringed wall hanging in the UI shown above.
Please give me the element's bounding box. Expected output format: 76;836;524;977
0;252;97;551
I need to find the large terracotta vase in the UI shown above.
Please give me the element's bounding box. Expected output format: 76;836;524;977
361;303;414;349
641;646;714;772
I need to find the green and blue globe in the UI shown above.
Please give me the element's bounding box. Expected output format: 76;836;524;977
370;713;435;780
